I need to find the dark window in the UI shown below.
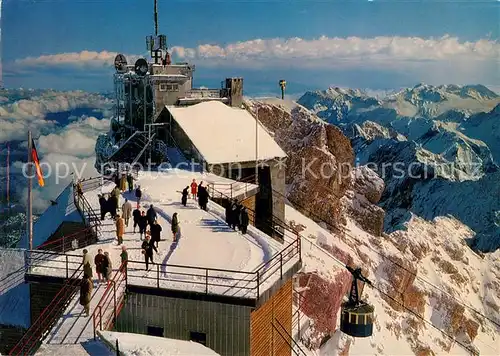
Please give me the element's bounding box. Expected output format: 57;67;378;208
190;331;207;346
147;326;164;337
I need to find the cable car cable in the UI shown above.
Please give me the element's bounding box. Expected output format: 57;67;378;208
278;189;500;328
302;238;480;355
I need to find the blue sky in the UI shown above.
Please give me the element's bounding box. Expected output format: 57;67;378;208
2;0;499;94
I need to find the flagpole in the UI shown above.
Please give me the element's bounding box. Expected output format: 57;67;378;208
27;131;33;251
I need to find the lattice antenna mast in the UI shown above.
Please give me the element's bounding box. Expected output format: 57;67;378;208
154;0;158;36
146;0;167;64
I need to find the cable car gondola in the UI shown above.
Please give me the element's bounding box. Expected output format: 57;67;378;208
340;266;374;337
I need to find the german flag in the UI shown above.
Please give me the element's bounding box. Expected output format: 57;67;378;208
31;139;45;187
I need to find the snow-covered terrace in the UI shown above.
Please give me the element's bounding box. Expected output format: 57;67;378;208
26;169;300;301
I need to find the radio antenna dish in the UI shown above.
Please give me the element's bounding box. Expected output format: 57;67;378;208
134;58;149;76
114;54;128;72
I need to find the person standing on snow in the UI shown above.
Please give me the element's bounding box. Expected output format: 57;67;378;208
120;245;128;276
181;186;189;206
197;181;203;207
171;212;179;241
150;220;163;248
116;214;125;245
230;200;238;230
99;194;107;220
103;251;112;285
122;198;132;227
135;185;142;208
120;173;127;192
127;173;134;193
146;204;157;226
107;194;117;219
138;211;148;240
80;274;93;317
94;249;105;284
190;179;198;199
82;249;93;281
239;207;249;234
132;207;141;233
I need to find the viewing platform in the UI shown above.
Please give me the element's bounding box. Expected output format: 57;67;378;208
11;169;301;354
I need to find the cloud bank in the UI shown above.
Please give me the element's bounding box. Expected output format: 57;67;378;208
12;35;499;70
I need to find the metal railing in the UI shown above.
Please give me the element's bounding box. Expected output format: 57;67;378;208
27;250;82;279
206;174;258;200
9;263;83;355
37;227;97;253
125;237;300;299
73;181;102;240
91;261;127;339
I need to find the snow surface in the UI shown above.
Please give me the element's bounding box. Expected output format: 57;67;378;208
17;182;82;249
0;248;30;328
284;203;500;356
166;101;287;164
28;169;286;299
99;331;221;355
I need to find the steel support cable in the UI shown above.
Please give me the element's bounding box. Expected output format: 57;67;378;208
303;239;480;355
270;186;500;328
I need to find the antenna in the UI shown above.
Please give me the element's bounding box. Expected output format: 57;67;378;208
154;0;158;36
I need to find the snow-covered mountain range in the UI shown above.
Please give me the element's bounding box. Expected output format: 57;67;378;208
247;96;499;355
296;84;500;252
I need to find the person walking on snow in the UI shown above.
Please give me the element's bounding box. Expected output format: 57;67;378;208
82;249;93;281
138;211;148;240
141;234;158;271
198;185;209;211
135;186;142;208
107;194;117;219
225;200;232;225
132;207;141;233
122;198;132;227
116;214;125;245
181;186;189;206
151;220;163;248
112;185;121;210
146;204;157;226
80;273;93;317
120;245;128;276
171;212;179;241
94;249;105;284
239;207;249;234
190;179;198;199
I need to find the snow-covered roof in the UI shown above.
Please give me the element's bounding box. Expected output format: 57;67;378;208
18;183;83;249
166;101;287;164
99;331;221;355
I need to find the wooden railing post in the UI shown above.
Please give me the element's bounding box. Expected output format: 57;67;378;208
113;281;117;324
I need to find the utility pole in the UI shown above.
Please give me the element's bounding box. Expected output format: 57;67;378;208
27;131;33;250
255;108;259;185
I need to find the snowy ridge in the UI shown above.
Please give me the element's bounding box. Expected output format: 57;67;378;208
285;204;500;356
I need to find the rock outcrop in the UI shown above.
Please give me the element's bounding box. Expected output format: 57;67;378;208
245;100;354;229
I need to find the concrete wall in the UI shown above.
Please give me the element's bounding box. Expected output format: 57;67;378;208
269;159;286;234
115;293;252;356
150;64;194;111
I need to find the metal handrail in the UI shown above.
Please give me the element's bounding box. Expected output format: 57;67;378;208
92;261;127;340
9;263;84;355
272;317;308;356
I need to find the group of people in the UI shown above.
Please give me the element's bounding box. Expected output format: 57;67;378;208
181;179;208;210
98;185;121;220
225;199;250;234
80;247;128;317
114;172;135;193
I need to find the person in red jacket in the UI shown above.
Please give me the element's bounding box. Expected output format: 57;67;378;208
190;179;198;199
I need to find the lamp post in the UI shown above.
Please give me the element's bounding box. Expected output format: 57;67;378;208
279;80;286;100
255;108;259;185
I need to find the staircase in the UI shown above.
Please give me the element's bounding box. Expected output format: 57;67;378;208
107;131;153;165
